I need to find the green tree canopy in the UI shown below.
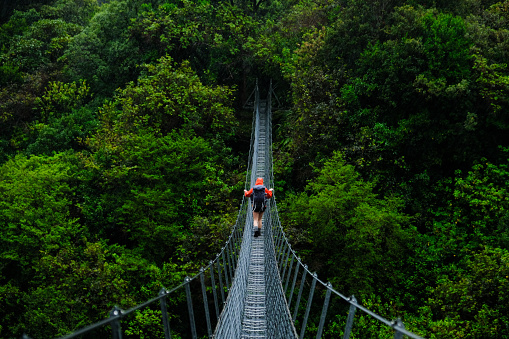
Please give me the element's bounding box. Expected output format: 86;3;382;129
282;151;414;298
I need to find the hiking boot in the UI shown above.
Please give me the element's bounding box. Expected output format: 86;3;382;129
254;229;261;237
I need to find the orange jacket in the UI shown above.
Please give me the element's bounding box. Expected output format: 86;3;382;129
245;177;273;199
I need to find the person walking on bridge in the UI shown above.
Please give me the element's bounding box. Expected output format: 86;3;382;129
244;177;274;237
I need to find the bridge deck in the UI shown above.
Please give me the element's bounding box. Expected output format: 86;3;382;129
241;100;268;338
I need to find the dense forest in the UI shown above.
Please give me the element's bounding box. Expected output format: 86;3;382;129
1;0;509;337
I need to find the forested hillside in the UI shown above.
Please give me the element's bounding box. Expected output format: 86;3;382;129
1;0;508;338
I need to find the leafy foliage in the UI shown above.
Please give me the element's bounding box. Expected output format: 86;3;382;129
281;152;414;299
129;0;259;91
1;0;509;337
424;247;509;338
5;18;81;73
78;56;240;266
61;0;143;95
0;152;83;337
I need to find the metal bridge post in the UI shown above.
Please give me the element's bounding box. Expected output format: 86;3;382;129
276;239;284;267
293;265;308;321
278;241;286;271
278;228;285;253
343;295;357;339
184;277;197;339
316;283;333;339
216;256;226;304
159;289;172;339
273;225;281;250
229;234;236;266
276;231;284;260
288;258;301;308
284;254;295;294
281;244;292;277
109;306;123;339
225;244;232;283
229;242;237;274
393;318;405;339
221;250;230;292
226;242;236;270
234;232;239;260
209;260;220;321
199;268;213;338
299;273;317;339
225;242;235;274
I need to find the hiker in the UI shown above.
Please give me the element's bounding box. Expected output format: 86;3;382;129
244;177;274;237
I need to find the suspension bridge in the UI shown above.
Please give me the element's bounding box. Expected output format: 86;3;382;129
46;80;424;339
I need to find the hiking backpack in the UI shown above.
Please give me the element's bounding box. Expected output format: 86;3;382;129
252;185;267;211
